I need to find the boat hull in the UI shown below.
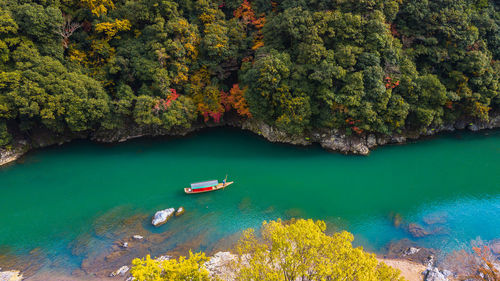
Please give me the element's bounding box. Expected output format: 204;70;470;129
184;181;234;194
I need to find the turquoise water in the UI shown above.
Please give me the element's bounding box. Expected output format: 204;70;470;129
0;128;499;274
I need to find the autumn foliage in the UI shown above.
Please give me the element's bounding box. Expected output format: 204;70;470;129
0;0;499;147
235;219;405;280
223;84;252;118
234;0;265;51
442;242;499;281
130;219;405;281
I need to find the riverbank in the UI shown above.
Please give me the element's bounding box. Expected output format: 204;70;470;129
1;113;499;167
1;257;425;281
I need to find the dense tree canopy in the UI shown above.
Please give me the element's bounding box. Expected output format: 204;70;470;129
0;0;499;146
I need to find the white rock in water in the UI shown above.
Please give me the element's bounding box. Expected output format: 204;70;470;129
175;207;185;216
110;265;129;277
132;235;144;240
152;208;175;227
0;270;23;281
121;242;128;248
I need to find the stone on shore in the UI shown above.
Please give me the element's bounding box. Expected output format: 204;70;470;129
404;247;420;256
175;207;185;217
152;208;175;227
0;270;23;281
423;267;449;281
156;255;172;262
204;252;237;280
109;265;129;277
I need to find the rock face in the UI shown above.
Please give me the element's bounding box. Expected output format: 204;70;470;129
1;112;499;167
152;208;175;227
110;265;129;277
204;252;237;281
238;119;310;146
175;207;185;217
0;144;27;167
0;270;23;281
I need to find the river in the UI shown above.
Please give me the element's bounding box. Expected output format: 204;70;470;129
0;128;499;278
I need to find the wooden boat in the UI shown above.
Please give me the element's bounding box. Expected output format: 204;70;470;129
184;178;234;194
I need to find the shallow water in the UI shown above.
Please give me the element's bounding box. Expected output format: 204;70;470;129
0;128;499;275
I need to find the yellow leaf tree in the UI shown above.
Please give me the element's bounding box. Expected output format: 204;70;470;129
234;219;405;281
131;251;210;281
95;19;131;39
80;0;114;17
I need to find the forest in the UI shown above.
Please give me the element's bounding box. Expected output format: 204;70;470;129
0;0;499;146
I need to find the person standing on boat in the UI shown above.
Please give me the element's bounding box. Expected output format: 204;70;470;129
223;178;226;186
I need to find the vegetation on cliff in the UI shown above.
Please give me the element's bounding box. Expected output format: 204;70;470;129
131;219;405;281
0;0;499;146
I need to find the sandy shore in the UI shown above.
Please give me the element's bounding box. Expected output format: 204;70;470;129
23;259;427;281
379;258;426;281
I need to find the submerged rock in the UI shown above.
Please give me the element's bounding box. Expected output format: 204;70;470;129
132;235;144;240
391;213;403;228
175;207;185;217
105;250;127;262
152;208;175;227
423;212;448;225
384;238;435;265
408;223;430;238
110;265;129;277
0;270;22;281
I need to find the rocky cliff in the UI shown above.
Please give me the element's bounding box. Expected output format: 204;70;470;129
1;113;499;167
